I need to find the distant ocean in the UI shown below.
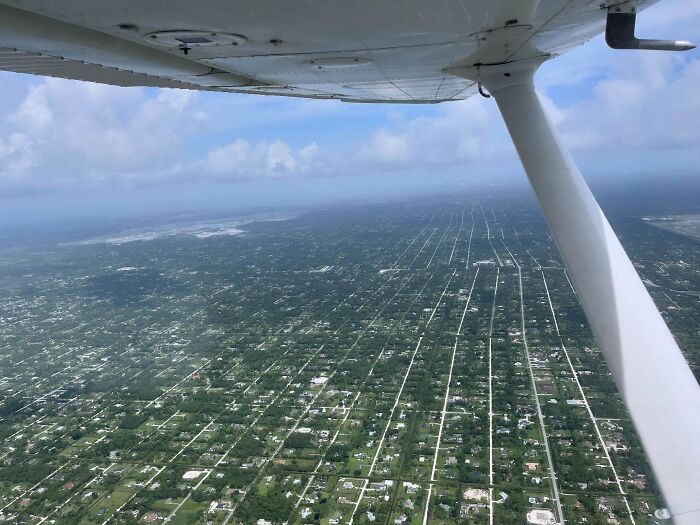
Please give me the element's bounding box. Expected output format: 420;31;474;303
62;212;298;246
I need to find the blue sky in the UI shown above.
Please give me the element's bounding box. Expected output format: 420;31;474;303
0;0;698;225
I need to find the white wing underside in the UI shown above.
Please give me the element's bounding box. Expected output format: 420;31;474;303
0;0;658;103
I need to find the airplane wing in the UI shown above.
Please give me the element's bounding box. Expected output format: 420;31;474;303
0;0;657;102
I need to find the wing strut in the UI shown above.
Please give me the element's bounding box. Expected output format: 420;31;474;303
451;59;700;524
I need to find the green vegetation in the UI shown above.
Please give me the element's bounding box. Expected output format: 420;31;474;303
0;194;690;523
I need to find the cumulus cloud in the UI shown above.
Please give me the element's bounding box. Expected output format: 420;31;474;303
557;54;700;151
12;85;53;131
0;78;205;191
0;75;332;193
355;97;512;170
196;139;319;180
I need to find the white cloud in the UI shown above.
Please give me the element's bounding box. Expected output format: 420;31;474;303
556;54;700;151
0;78;206;191
12;84;53;131
0;75;342;193
197;139;319;180
355;97;512;170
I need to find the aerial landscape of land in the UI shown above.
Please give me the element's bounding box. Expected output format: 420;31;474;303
0;190;698;525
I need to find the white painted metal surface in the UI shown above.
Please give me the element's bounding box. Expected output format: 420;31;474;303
0;0;660;101
466;60;700;524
